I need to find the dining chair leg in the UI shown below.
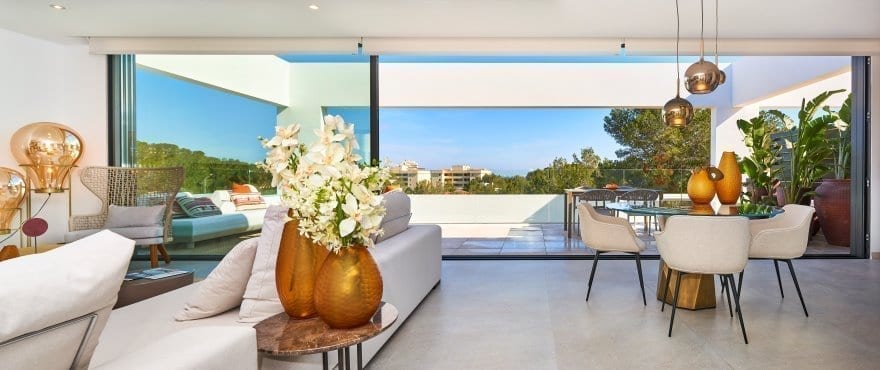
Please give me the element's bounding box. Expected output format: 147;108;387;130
773;259;785;298
635;252;646;306
727;274;749;344
668;270;684;337
661;268;671;312
784;259;809;317
722;274;733;317
738;270;744;292
586;251;601;301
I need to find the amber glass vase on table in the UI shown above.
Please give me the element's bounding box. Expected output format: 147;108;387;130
260;115;392;328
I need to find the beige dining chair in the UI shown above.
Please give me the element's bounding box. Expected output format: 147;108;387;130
738;204;814;317
577;202;647;305
655;215;751;343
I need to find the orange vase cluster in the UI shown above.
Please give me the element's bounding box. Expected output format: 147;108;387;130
686;152;743;206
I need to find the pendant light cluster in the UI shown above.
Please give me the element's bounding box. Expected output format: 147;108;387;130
662;0;694;127
664;0;725;127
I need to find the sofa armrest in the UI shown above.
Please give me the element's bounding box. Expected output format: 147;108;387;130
91;326;257;370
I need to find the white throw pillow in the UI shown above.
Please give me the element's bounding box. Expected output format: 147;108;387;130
0;230;135;369
175;237;259;321
376;190;412;243
103;205;165;228
238;205;289;322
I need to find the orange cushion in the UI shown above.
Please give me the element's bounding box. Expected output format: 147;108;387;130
232;183;252;194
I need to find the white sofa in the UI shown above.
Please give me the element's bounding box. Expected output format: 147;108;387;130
0;231;258;370
91;224;442;370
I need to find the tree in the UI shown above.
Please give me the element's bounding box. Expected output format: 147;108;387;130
524;147;601;194
600;108;711;191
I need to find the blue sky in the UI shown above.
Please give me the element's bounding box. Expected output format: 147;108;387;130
136;67;278;164
137;68;623;175
380;108;620;176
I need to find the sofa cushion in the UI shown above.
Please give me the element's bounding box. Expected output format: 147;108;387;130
239;205;289;322
230;192;268;211
177;196;222;218
376;190;412;243
176;238;259;321
65;226;164;245
0;230;135;370
104;205;165;228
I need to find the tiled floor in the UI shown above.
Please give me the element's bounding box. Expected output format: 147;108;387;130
370;258;880;369
439;221;850;257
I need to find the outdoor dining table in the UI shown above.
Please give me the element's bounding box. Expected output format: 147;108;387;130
563;186;657;238
604;202;783;310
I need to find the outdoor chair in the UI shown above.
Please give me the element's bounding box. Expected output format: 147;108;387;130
618;189;661;232
65;166;185;267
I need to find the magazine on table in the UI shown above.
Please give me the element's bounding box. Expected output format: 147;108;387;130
124;267;190;281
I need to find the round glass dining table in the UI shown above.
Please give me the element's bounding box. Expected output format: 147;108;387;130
604;202;784;310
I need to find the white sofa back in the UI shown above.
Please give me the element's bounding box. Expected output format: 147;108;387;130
0;231;135;370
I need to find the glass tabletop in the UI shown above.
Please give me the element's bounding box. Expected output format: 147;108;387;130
604;202;783;219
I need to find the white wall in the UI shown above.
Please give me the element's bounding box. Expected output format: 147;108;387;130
731;56;851;106
0;29;107;246
287;63;370;140
379;63;728;108
410;195;563;224
136;55;290;106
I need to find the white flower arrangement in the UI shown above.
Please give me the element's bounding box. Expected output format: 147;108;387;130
259;115;391;252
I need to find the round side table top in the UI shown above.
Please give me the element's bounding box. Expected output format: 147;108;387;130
254;302;398;356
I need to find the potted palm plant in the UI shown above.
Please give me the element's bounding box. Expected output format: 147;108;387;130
769;89;845;206
814;93;851;246
737;112;783;205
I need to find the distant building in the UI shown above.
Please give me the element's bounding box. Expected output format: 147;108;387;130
390;160;433;189
436;164;493;189
390;162;493;190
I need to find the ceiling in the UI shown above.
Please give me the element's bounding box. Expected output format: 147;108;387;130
1;0;879;42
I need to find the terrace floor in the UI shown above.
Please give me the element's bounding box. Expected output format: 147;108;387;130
439;221;850;257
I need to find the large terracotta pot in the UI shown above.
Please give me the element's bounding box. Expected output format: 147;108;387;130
276;218;329;319
814;179;851;247
314;246;383;329
715;151;743;205
687;168;716;205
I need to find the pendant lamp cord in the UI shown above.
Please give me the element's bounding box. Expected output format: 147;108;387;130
699;0;705;59
714;0;719;64
675;0;681;96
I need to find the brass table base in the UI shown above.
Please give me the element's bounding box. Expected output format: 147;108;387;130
657;260;716;310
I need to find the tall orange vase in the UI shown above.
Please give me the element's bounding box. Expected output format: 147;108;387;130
715;151;743;205
275;218;329;319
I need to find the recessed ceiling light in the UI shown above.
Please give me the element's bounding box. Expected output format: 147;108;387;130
308;4;319;10
49;3;66;10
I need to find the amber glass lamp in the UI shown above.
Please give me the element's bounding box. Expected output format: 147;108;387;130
10;122;84;193
0;167;27;234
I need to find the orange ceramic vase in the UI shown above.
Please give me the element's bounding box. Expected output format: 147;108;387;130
687;167;716;205
715;151;743;205
0;245;19;261
275;218;329;319
314;246;384;329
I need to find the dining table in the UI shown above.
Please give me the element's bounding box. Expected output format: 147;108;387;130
604;202;783;310
563;186;648;237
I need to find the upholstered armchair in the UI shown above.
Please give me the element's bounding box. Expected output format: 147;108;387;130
744;204;814;317
65;166;184;267
577;202;647;305
655;216;751;343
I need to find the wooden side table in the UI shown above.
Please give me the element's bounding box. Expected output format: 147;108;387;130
115;271;194;308
255;302;398;370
